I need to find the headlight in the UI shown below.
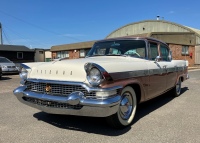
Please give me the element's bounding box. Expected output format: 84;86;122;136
87;68;102;86
2;65;7;69
19;68;28;80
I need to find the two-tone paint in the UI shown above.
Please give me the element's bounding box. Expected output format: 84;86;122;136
13;37;189;117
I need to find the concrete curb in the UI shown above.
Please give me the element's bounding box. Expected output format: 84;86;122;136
188;67;200;70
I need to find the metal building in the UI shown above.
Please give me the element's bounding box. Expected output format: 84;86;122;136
50;20;200;66
106;20;200;65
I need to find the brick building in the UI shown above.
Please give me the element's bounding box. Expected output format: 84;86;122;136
51;40;96;60
51;20;200;66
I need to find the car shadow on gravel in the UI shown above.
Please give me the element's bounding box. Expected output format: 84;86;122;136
133;86;188;124
33;87;188;136
33;112;131;136
0;76;12;81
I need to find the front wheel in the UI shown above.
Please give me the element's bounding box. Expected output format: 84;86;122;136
106;86;137;129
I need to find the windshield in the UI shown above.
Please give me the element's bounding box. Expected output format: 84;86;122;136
87;40;146;58
0;57;12;63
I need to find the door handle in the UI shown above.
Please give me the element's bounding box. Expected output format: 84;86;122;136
163;65;168;73
163;65;167;68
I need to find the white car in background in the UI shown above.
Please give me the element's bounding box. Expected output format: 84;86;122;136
0;66;2;79
0;56;19;74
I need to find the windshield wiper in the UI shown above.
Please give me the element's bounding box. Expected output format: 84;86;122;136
106;54;127;57
86;54;104;57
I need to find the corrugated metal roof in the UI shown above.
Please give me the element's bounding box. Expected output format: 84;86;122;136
51;40;96;51
106;20;200;39
0;45;34;52
184;26;200;36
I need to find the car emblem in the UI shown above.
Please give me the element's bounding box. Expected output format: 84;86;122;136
45;84;52;92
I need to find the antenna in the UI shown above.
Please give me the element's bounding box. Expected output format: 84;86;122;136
157;15;160;20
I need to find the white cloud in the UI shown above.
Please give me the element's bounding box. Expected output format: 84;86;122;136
169;11;175;14
61;33;87;37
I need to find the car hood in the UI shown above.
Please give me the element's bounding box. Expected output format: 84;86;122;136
0;62;15;67
25;56;147;82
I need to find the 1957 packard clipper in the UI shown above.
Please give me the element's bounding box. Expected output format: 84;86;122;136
13;37;189;128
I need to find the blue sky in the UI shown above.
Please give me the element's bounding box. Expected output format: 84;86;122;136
0;0;200;49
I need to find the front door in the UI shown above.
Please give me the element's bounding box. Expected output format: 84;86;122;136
146;42;167;99
160;44;177;90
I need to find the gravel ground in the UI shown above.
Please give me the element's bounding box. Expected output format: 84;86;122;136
0;70;200;143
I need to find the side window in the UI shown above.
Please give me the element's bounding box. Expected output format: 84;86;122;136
160;44;169;61
149;42;158;60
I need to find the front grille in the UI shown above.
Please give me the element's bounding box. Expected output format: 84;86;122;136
23;97;83;109
7;66;16;68
25;81;96;97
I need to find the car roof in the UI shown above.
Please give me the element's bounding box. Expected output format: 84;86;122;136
95;36;168;46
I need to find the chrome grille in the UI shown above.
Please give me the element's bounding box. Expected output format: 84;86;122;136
23;97;83;109
25;81;96;97
7;66;16;68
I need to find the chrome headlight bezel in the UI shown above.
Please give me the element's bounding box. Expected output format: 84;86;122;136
19;67;28;80
84;63;112;87
87;67;103;86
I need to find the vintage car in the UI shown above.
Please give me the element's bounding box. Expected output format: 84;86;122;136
13;37;189;128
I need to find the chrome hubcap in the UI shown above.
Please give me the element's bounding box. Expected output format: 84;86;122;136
119;92;133;120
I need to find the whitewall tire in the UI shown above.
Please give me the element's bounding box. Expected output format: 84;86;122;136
106;86;137;128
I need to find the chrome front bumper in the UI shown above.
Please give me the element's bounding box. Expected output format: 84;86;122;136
13;86;122;117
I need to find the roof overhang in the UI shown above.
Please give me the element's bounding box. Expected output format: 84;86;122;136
50;40;96;52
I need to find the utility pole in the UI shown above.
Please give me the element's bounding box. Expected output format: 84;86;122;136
0;22;3;45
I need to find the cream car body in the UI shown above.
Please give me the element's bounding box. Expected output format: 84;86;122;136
13;37;189;128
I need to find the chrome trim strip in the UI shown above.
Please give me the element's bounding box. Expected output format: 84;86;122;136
110;66;186;80
26;78;123;93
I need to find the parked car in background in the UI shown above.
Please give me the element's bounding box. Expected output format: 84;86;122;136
0;56;19;74
13;37;189;129
0;66;2;79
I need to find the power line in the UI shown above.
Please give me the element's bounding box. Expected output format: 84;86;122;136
3;24;50;47
0;10;81;41
2;28;12;44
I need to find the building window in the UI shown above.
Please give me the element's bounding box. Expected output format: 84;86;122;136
17;52;23;59
56;51;69;58
39;51;44;54
80;50;85;57
56;51;61;58
63;51;69;58
182;46;189;55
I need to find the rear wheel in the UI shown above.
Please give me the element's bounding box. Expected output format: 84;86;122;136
106;86;137;129
171;78;182;97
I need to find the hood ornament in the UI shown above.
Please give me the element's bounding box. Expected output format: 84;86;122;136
45;84;52;92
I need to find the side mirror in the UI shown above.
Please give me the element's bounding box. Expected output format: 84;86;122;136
155;56;161;62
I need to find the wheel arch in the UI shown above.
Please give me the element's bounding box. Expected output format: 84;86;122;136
125;83;142;104
180;76;184;82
